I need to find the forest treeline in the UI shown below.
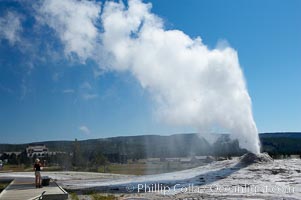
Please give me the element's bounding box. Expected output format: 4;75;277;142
0;132;300;169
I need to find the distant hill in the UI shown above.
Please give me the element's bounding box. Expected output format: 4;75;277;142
0;133;212;158
259;132;301;155
260;132;301;138
1;132;301;157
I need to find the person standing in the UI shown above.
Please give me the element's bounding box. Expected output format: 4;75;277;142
34;158;42;188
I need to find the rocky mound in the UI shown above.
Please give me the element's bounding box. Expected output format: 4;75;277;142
239;152;273;165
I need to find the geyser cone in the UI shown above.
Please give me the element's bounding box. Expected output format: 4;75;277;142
239;152;273;165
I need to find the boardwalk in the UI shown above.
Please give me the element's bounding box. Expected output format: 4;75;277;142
0;177;68;200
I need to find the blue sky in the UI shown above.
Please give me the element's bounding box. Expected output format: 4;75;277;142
0;0;300;143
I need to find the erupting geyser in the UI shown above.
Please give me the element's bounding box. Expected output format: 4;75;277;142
37;0;260;153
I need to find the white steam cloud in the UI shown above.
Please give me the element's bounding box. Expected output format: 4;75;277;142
37;0;260;153
37;0;100;61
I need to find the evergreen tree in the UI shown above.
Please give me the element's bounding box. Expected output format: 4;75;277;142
72;139;83;168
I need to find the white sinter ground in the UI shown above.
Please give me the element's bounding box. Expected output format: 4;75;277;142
1;157;301;199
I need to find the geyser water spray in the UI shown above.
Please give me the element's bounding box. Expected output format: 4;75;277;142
38;0;260;153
